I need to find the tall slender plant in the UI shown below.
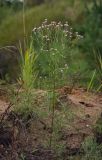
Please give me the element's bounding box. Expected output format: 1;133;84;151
22;0;26;49
31;19;82;148
19;42;37;90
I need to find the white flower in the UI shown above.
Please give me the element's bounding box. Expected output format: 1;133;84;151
52;53;55;56
58;21;61;25
41;25;44;29
64;64;68;68
45;19;47;22
75;32;78;35
38;27;41;30
56;25;60;28
32;27;37;32
60;69;63;73
47;38;50;41
64;23;69;27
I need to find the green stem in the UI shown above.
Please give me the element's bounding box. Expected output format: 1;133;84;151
23;0;26;50
49;64;56;148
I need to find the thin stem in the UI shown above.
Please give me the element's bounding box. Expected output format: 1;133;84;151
49;64;56;148
23;0;26;50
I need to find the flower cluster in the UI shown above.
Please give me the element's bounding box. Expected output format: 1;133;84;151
31;19;83;87
32;19;83;42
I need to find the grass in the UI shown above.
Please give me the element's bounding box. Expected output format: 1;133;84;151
82;137;102;160
87;52;102;92
0;0;85;47
0;1;101;87
87;70;96;92
0;1;102;160
0;6;14;24
0;0;96;87
19;42;37;89
0;1;96;88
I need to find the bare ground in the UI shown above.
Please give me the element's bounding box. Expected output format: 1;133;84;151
0;86;102;159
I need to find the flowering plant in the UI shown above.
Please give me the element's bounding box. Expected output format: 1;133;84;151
32;19;82;88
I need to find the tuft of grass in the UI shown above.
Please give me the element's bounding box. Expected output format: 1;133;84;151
87;52;102;92
87;70;96;92
19;42;38;89
82;137;102;160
